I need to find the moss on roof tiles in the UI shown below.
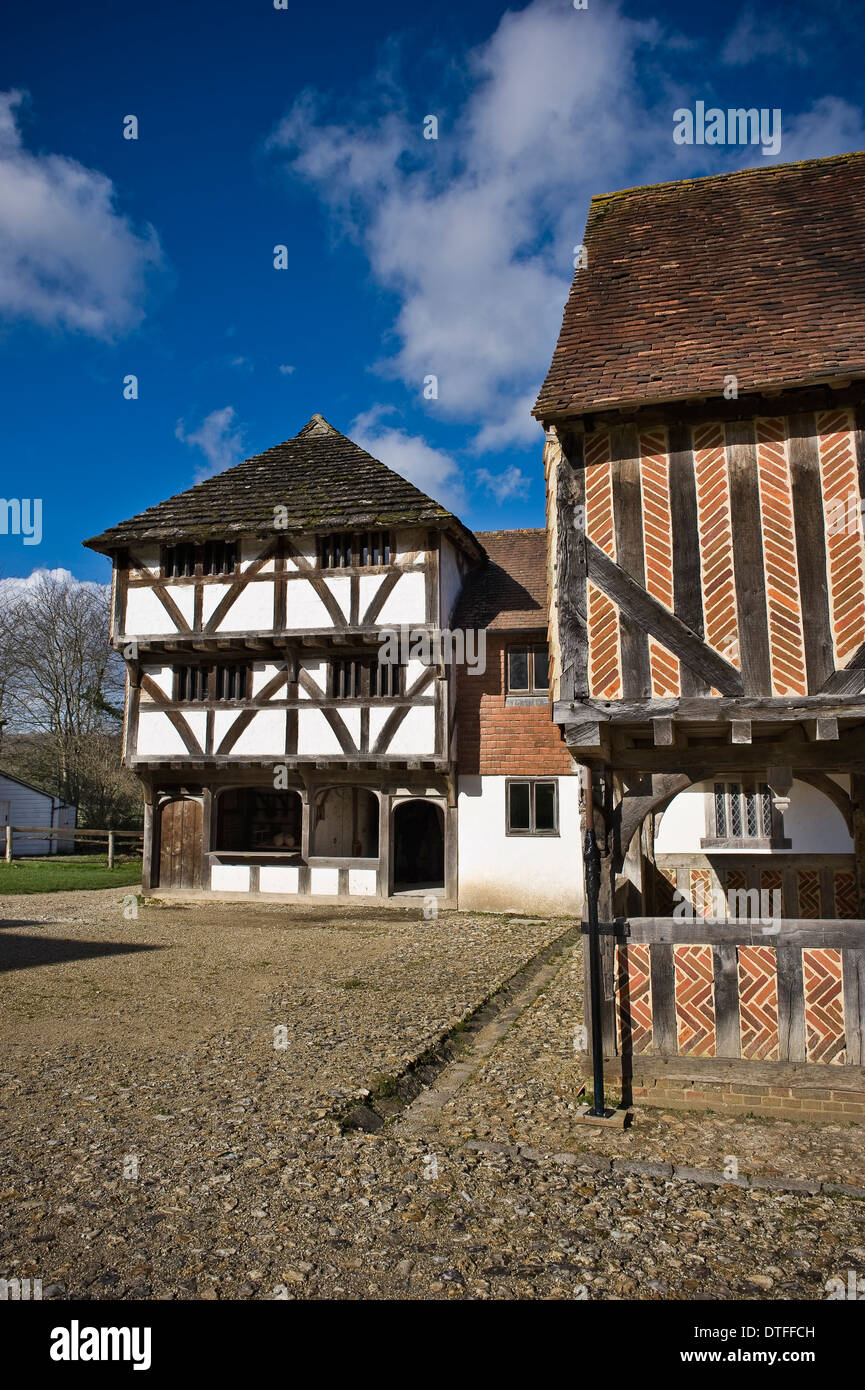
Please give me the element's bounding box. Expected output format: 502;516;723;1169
84;414;476;554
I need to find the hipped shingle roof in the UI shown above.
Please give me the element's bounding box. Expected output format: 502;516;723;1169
84;415;480;557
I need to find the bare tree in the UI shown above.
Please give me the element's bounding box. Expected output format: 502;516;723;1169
0;583;23;751
4;572;137;822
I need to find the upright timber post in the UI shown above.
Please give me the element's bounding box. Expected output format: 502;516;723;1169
583;765;606;1117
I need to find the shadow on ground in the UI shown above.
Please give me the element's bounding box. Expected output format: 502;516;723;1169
0;934;163;972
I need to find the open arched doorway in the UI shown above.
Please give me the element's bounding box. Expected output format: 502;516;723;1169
392;800;444;892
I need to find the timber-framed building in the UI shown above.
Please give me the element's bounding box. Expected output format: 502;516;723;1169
84;415;582;912
535;152;865;1114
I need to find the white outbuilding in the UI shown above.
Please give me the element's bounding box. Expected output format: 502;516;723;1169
0;770;78;856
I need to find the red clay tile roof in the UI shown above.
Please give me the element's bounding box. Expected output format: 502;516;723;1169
534;152;865;419
454;529;548;632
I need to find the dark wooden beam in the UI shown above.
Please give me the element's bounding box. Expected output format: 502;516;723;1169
585;539;744;696
726;421;772;695
788;413;835;691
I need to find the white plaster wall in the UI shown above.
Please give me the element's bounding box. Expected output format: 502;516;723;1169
212;709;237;748
457;775;583;914
368;704;435;756
336;707;361;748
212;864;251;891
439;537;464;628
229;710;286;757
131;544;160;575
310;866;340;894
654;786;708;853
183;711;208;748
125;587;179;635
394;528;425;561
211;582;274;632
322;576;351;623
285;581;336;628
358;574;384;621
377;572;426;626
251;663;284;696
349;868;377;896
137;710;194;756
140;665;173;698
160;584;196;627
260;865;299;893
288;536;316;569
298;707;344;755
405;658;429;688
655;779;854;854
240;539;275;573
778;781;853;852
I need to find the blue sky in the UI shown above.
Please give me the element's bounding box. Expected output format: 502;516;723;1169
1;0;863;584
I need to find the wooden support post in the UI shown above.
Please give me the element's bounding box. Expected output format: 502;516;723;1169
141;798;154;892
852;775;865;919
652;717;674;746
108;831;115;871
5;824;12;862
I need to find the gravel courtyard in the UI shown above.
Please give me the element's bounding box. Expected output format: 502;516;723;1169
1;889;862;1301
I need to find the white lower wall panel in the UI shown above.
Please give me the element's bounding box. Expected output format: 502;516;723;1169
348;868;377;896
211;864;251;892
310;866;340;895
457;775;582;915
260;865;300;894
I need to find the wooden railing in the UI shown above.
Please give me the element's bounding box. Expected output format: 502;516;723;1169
3;826;143;869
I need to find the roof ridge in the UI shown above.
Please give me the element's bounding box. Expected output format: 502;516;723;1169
589;149;865;207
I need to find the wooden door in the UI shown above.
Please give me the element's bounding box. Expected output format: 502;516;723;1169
157;798;202;889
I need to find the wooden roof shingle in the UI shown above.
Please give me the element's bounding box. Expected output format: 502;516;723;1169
84;414;480;556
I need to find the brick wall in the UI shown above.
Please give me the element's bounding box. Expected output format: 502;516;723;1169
456;633;573;776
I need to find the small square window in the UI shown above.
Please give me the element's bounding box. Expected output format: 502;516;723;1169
506;779;558;836
507;645;549;695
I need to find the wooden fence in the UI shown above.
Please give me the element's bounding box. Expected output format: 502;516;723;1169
4;826;143;869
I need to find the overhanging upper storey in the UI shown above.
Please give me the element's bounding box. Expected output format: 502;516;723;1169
535;155;865;773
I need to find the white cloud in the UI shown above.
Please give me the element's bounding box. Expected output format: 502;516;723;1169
476;464;530;504
351;405;466;511
278;363;295;375
0;567;106;598
269;1;671;450
0;90;161;338
175;406;246;480
721;6;810;66
768;96;865;163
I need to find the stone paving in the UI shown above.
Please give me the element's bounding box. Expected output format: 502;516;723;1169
0;893;862;1300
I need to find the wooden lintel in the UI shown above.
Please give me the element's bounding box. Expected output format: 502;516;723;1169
554;694;865;725
652;717;674;746
562;720;606;750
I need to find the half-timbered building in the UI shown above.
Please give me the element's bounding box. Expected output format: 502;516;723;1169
85;415;483;902
535;152;865;1118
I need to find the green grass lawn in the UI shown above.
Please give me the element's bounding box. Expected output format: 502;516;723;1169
0;855;143;895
